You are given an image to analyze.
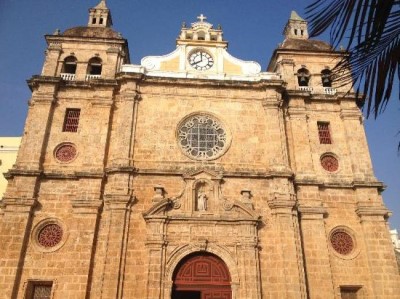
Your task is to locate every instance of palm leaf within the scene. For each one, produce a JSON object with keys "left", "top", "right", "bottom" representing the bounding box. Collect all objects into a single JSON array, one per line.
[{"left": 306, "top": 0, "right": 400, "bottom": 118}]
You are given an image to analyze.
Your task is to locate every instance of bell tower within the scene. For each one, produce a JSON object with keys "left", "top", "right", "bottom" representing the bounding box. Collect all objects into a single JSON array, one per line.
[
  {"left": 283, "top": 10, "right": 309, "bottom": 39},
  {"left": 88, "top": 0, "right": 112, "bottom": 27}
]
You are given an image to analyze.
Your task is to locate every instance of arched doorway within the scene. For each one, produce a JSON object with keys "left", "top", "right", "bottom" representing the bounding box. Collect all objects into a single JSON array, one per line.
[{"left": 172, "top": 253, "right": 232, "bottom": 299}]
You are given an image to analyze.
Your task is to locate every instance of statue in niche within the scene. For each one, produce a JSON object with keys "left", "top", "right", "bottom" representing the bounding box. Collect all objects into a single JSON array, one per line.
[{"left": 197, "top": 191, "right": 208, "bottom": 211}]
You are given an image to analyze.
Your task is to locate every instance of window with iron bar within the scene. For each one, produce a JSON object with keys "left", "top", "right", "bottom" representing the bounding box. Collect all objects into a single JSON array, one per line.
[
  {"left": 317, "top": 122, "right": 332, "bottom": 144},
  {"left": 26, "top": 281, "right": 53, "bottom": 299},
  {"left": 63, "top": 109, "right": 80, "bottom": 132}
]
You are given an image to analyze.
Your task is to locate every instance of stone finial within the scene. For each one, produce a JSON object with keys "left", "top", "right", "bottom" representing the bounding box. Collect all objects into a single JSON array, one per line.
[
  {"left": 152, "top": 185, "right": 165, "bottom": 202},
  {"left": 53, "top": 29, "right": 61, "bottom": 35}
]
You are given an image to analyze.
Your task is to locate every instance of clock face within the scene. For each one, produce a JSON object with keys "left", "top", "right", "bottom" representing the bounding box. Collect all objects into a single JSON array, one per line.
[{"left": 189, "top": 50, "right": 214, "bottom": 71}]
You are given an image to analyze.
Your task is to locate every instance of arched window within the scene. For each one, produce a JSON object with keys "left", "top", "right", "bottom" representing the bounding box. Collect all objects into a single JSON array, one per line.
[
  {"left": 297, "top": 68, "right": 310, "bottom": 86},
  {"left": 321, "top": 69, "right": 332, "bottom": 87},
  {"left": 87, "top": 57, "right": 102, "bottom": 75},
  {"left": 62, "top": 56, "right": 77, "bottom": 74}
]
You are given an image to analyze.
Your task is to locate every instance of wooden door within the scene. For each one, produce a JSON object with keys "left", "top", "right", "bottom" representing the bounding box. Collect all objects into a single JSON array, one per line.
[{"left": 172, "top": 254, "right": 232, "bottom": 299}]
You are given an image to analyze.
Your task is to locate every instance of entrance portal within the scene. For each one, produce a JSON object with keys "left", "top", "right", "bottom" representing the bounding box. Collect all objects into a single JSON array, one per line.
[{"left": 172, "top": 253, "right": 232, "bottom": 299}]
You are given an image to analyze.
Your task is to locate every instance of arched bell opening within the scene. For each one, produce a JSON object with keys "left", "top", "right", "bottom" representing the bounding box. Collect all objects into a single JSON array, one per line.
[{"left": 172, "top": 252, "right": 232, "bottom": 299}]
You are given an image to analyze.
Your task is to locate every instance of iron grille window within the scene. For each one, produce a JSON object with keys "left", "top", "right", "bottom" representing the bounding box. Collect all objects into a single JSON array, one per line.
[
  {"left": 27, "top": 281, "right": 52, "bottom": 299},
  {"left": 317, "top": 122, "right": 332, "bottom": 144},
  {"left": 63, "top": 109, "right": 80, "bottom": 132}
]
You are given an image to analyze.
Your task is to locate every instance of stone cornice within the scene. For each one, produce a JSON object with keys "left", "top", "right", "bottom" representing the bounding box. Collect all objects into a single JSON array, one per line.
[
  {"left": 117, "top": 72, "right": 285, "bottom": 90},
  {"left": 28, "top": 75, "right": 119, "bottom": 91},
  {"left": 294, "top": 178, "right": 384, "bottom": 189},
  {"left": 134, "top": 168, "right": 293, "bottom": 179},
  {"left": 45, "top": 34, "right": 128, "bottom": 45}
]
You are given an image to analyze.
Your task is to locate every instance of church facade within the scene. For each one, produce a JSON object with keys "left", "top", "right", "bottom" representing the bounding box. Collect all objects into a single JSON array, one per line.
[{"left": 1, "top": 1, "right": 399, "bottom": 298}]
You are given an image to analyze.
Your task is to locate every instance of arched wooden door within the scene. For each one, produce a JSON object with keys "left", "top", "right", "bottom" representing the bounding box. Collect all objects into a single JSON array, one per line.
[{"left": 172, "top": 253, "right": 232, "bottom": 299}]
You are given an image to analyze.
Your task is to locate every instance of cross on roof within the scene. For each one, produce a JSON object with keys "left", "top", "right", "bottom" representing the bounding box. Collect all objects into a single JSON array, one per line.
[{"left": 197, "top": 14, "right": 207, "bottom": 22}]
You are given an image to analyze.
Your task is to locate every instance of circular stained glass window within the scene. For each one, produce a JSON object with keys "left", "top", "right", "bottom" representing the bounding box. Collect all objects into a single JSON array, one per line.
[
  {"left": 55, "top": 143, "right": 77, "bottom": 163},
  {"left": 37, "top": 224, "right": 63, "bottom": 248},
  {"left": 321, "top": 154, "right": 339, "bottom": 172},
  {"left": 330, "top": 230, "right": 354, "bottom": 255},
  {"left": 178, "top": 114, "right": 228, "bottom": 160}
]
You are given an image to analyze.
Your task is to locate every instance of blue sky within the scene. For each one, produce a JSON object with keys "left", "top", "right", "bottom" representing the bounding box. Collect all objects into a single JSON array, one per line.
[{"left": 0, "top": 0, "right": 399, "bottom": 230}]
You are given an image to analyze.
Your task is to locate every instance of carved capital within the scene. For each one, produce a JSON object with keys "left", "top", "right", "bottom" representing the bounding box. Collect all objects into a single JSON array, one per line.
[
  {"left": 2, "top": 197, "right": 37, "bottom": 214},
  {"left": 267, "top": 192, "right": 296, "bottom": 214},
  {"left": 71, "top": 199, "right": 103, "bottom": 215},
  {"left": 104, "top": 194, "right": 134, "bottom": 211},
  {"left": 356, "top": 203, "right": 391, "bottom": 221},
  {"left": 297, "top": 205, "right": 327, "bottom": 220}
]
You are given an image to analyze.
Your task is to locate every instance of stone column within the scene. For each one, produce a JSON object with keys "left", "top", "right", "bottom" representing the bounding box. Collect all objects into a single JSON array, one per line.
[
  {"left": 0, "top": 198, "right": 36, "bottom": 299},
  {"left": 266, "top": 193, "right": 307, "bottom": 299},
  {"left": 100, "top": 194, "right": 133, "bottom": 299},
  {"left": 356, "top": 204, "right": 400, "bottom": 298},
  {"left": 298, "top": 205, "right": 335, "bottom": 299}
]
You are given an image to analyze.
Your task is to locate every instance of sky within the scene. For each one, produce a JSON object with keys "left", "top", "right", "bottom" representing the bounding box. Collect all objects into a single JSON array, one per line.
[{"left": 0, "top": 0, "right": 399, "bottom": 230}]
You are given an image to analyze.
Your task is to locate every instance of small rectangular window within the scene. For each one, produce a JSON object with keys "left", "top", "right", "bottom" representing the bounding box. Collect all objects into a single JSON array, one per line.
[
  {"left": 26, "top": 281, "right": 53, "bottom": 299},
  {"left": 317, "top": 121, "right": 332, "bottom": 144},
  {"left": 99, "top": 18, "right": 103, "bottom": 24},
  {"left": 340, "top": 286, "right": 360, "bottom": 299},
  {"left": 63, "top": 109, "right": 80, "bottom": 132}
]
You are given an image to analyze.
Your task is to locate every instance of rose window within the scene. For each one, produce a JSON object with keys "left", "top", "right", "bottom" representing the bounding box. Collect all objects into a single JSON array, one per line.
[
  {"left": 321, "top": 154, "right": 338, "bottom": 172},
  {"left": 55, "top": 143, "right": 77, "bottom": 162},
  {"left": 330, "top": 230, "right": 354, "bottom": 255},
  {"left": 37, "top": 224, "right": 63, "bottom": 248},
  {"left": 178, "top": 114, "right": 228, "bottom": 160}
]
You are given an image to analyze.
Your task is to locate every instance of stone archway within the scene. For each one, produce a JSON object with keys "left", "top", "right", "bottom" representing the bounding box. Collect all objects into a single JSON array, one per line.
[{"left": 172, "top": 253, "right": 232, "bottom": 299}]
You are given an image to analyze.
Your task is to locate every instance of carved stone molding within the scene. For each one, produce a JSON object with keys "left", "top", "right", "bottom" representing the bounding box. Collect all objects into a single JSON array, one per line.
[
  {"left": 297, "top": 205, "right": 327, "bottom": 220},
  {"left": 267, "top": 192, "right": 296, "bottom": 214},
  {"left": 356, "top": 203, "right": 391, "bottom": 221},
  {"left": 2, "top": 197, "right": 37, "bottom": 214},
  {"left": 104, "top": 194, "right": 134, "bottom": 211},
  {"left": 71, "top": 199, "right": 103, "bottom": 215}
]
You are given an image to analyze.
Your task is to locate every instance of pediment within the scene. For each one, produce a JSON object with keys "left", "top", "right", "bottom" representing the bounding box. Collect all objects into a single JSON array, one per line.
[{"left": 183, "top": 168, "right": 222, "bottom": 180}]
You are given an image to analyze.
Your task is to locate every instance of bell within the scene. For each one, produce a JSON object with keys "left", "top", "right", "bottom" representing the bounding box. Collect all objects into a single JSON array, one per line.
[
  {"left": 322, "top": 76, "right": 331, "bottom": 87},
  {"left": 300, "top": 76, "right": 307, "bottom": 83}
]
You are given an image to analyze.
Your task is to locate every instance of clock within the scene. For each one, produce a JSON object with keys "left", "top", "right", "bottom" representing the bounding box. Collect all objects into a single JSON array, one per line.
[{"left": 189, "top": 50, "right": 214, "bottom": 71}]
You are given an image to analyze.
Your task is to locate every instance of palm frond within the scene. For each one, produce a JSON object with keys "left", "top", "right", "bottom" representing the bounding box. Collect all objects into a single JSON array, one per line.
[{"left": 306, "top": 0, "right": 400, "bottom": 118}]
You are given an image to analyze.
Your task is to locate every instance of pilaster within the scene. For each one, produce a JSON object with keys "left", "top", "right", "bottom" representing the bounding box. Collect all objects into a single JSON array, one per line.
[
  {"left": 265, "top": 193, "right": 307, "bottom": 299},
  {"left": 100, "top": 194, "right": 134, "bottom": 299},
  {"left": 286, "top": 101, "right": 316, "bottom": 180},
  {"left": 0, "top": 198, "right": 36, "bottom": 299},
  {"left": 298, "top": 205, "right": 335, "bottom": 299},
  {"left": 356, "top": 204, "right": 400, "bottom": 298},
  {"left": 262, "top": 95, "right": 290, "bottom": 171},
  {"left": 340, "top": 107, "right": 375, "bottom": 182}
]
